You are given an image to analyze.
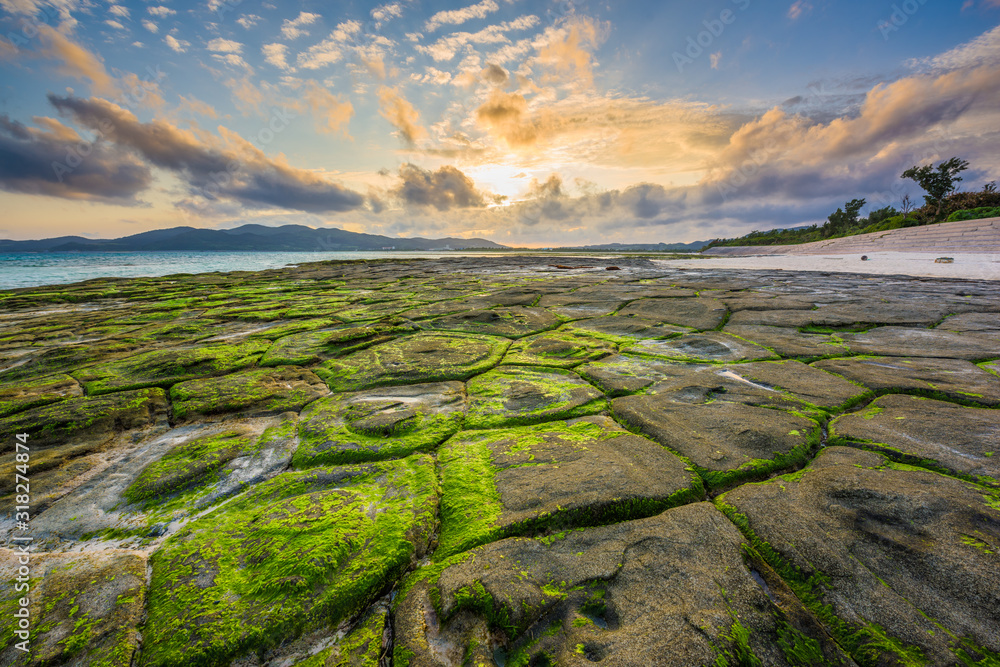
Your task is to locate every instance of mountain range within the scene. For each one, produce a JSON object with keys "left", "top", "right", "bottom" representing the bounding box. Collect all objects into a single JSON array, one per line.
[{"left": 0, "top": 224, "right": 506, "bottom": 252}]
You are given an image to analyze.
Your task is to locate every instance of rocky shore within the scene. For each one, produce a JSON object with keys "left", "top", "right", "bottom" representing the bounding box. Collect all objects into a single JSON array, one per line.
[{"left": 1, "top": 255, "right": 998, "bottom": 666}]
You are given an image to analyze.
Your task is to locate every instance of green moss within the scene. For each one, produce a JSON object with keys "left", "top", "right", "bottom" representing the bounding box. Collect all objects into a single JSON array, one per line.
[
  {"left": 169, "top": 367, "right": 323, "bottom": 421},
  {"left": 465, "top": 366, "right": 607, "bottom": 430},
  {"left": 141, "top": 455, "right": 438, "bottom": 667}
]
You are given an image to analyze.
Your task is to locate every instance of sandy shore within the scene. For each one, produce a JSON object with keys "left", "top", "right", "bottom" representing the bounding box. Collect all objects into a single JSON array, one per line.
[{"left": 657, "top": 251, "right": 1000, "bottom": 281}]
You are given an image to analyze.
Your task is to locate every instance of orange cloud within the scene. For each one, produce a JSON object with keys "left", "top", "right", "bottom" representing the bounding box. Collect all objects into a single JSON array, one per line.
[
  {"left": 300, "top": 81, "right": 354, "bottom": 136},
  {"left": 536, "top": 17, "right": 604, "bottom": 88},
  {"left": 378, "top": 86, "right": 427, "bottom": 146},
  {"left": 37, "top": 25, "right": 116, "bottom": 96}
]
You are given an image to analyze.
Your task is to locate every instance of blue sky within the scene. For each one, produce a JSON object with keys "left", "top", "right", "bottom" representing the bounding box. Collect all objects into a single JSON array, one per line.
[{"left": 1, "top": 0, "right": 999, "bottom": 245}]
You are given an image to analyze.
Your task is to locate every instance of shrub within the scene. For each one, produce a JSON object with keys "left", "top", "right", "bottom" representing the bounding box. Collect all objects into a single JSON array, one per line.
[{"left": 946, "top": 206, "right": 1000, "bottom": 222}]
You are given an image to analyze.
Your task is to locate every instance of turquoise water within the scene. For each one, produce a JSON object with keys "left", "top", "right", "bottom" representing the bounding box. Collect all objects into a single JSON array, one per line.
[{"left": 0, "top": 251, "right": 491, "bottom": 289}]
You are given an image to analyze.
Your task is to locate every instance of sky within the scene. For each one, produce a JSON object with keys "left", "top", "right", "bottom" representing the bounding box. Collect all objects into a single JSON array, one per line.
[{"left": 1, "top": 0, "right": 999, "bottom": 247}]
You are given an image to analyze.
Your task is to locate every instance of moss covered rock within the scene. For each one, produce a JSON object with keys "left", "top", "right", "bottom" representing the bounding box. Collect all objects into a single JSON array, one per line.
[
  {"left": 0, "top": 373, "right": 82, "bottom": 417},
  {"left": 141, "top": 454, "right": 439, "bottom": 666},
  {"left": 501, "top": 330, "right": 616, "bottom": 369},
  {"left": 394, "top": 503, "right": 854, "bottom": 666},
  {"left": 295, "top": 382, "right": 466, "bottom": 466},
  {"left": 719, "top": 447, "right": 1000, "bottom": 667},
  {"left": 434, "top": 416, "right": 703, "bottom": 559},
  {"left": 616, "top": 296, "right": 728, "bottom": 331},
  {"left": 72, "top": 340, "right": 271, "bottom": 395},
  {"left": 562, "top": 315, "right": 691, "bottom": 344},
  {"left": 628, "top": 331, "right": 779, "bottom": 363},
  {"left": 317, "top": 333, "right": 509, "bottom": 392},
  {"left": 169, "top": 366, "right": 327, "bottom": 421},
  {"left": 426, "top": 306, "right": 561, "bottom": 338},
  {"left": 261, "top": 322, "right": 414, "bottom": 367},
  {"left": 724, "top": 323, "right": 849, "bottom": 359},
  {"left": 812, "top": 356, "right": 1000, "bottom": 405},
  {"left": 466, "top": 366, "right": 606, "bottom": 429}
]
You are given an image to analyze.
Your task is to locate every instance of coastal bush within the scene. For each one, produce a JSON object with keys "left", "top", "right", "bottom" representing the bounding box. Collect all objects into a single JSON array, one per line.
[{"left": 946, "top": 206, "right": 1000, "bottom": 222}]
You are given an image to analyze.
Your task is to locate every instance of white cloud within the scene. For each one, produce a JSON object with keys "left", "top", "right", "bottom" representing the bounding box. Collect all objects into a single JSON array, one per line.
[
  {"left": 237, "top": 14, "right": 262, "bottom": 29},
  {"left": 131, "top": 40, "right": 143, "bottom": 47},
  {"left": 142, "top": 19, "right": 158, "bottom": 33},
  {"left": 105, "top": 19, "right": 125, "bottom": 29},
  {"left": 710, "top": 51, "right": 722, "bottom": 69},
  {"left": 281, "top": 11, "right": 321, "bottom": 40},
  {"left": 417, "top": 15, "right": 540, "bottom": 61},
  {"left": 147, "top": 6, "right": 175, "bottom": 17},
  {"left": 906, "top": 24, "right": 1000, "bottom": 72},
  {"left": 212, "top": 53, "right": 251, "bottom": 70},
  {"left": 109, "top": 4, "right": 129, "bottom": 18},
  {"left": 262, "top": 42, "right": 289, "bottom": 69},
  {"left": 164, "top": 34, "right": 189, "bottom": 52},
  {"left": 787, "top": 1, "right": 812, "bottom": 20},
  {"left": 371, "top": 2, "right": 404, "bottom": 23},
  {"left": 207, "top": 37, "right": 243, "bottom": 53},
  {"left": 296, "top": 20, "right": 362, "bottom": 69},
  {"left": 425, "top": 0, "right": 499, "bottom": 32}
]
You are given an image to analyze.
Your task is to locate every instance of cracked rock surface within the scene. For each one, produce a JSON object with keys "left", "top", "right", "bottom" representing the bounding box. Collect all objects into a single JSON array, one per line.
[{"left": 1, "top": 255, "right": 998, "bottom": 666}]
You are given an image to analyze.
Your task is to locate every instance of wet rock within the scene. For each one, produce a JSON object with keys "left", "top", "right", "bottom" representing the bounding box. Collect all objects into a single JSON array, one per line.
[
  {"left": 629, "top": 331, "right": 779, "bottom": 363},
  {"left": 563, "top": 315, "right": 691, "bottom": 343},
  {"left": 501, "top": 330, "right": 616, "bottom": 368},
  {"left": 724, "top": 323, "right": 849, "bottom": 358},
  {"left": 576, "top": 354, "right": 710, "bottom": 396},
  {"left": 296, "top": 382, "right": 466, "bottom": 466},
  {"left": 812, "top": 356, "right": 1000, "bottom": 406},
  {"left": 0, "top": 549, "right": 147, "bottom": 666},
  {"left": 830, "top": 394, "right": 999, "bottom": 486},
  {"left": 710, "top": 359, "right": 871, "bottom": 411},
  {"left": 613, "top": 392, "right": 819, "bottom": 489},
  {"left": 839, "top": 326, "right": 1000, "bottom": 360},
  {"left": 394, "top": 503, "right": 855, "bottom": 667},
  {"left": 0, "top": 373, "right": 82, "bottom": 417},
  {"left": 616, "top": 297, "right": 728, "bottom": 330},
  {"left": 719, "top": 447, "right": 1000, "bottom": 667},
  {"left": 260, "top": 322, "right": 411, "bottom": 367},
  {"left": 535, "top": 294, "right": 625, "bottom": 319},
  {"left": 466, "top": 366, "right": 606, "bottom": 429},
  {"left": 426, "top": 306, "right": 561, "bottom": 338},
  {"left": 937, "top": 312, "right": 1000, "bottom": 333},
  {"left": 317, "top": 333, "right": 509, "bottom": 392},
  {"left": 72, "top": 339, "right": 271, "bottom": 395},
  {"left": 170, "top": 366, "right": 328, "bottom": 421},
  {"left": 141, "top": 455, "right": 438, "bottom": 666},
  {"left": 434, "top": 416, "right": 703, "bottom": 558},
  {"left": 728, "top": 302, "right": 956, "bottom": 328}
]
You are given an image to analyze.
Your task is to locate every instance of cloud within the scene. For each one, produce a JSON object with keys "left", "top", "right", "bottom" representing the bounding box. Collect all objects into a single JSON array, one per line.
[
  {"left": 360, "top": 53, "right": 386, "bottom": 79},
  {"left": 262, "top": 43, "right": 289, "bottom": 69},
  {"left": 299, "top": 80, "right": 353, "bottom": 135},
  {"left": 296, "top": 20, "right": 361, "bottom": 69},
  {"left": 424, "top": 0, "right": 499, "bottom": 32},
  {"left": 475, "top": 89, "right": 547, "bottom": 148},
  {"left": 281, "top": 11, "right": 321, "bottom": 40},
  {"left": 536, "top": 16, "right": 604, "bottom": 87},
  {"left": 906, "top": 23, "right": 1000, "bottom": 72},
  {"left": 482, "top": 62, "right": 508, "bottom": 85},
  {"left": 0, "top": 114, "right": 152, "bottom": 202},
  {"left": 47, "top": 93, "right": 366, "bottom": 212},
  {"left": 207, "top": 38, "right": 243, "bottom": 54},
  {"left": 710, "top": 51, "right": 722, "bottom": 69},
  {"left": 392, "top": 163, "right": 489, "bottom": 210},
  {"left": 164, "top": 34, "right": 189, "bottom": 52},
  {"left": 142, "top": 19, "right": 158, "bottom": 33},
  {"left": 371, "top": 2, "right": 404, "bottom": 24},
  {"left": 378, "top": 86, "right": 427, "bottom": 146},
  {"left": 177, "top": 95, "right": 218, "bottom": 118},
  {"left": 417, "top": 15, "right": 540, "bottom": 61},
  {"left": 108, "top": 4, "right": 129, "bottom": 18},
  {"left": 787, "top": 1, "right": 812, "bottom": 20},
  {"left": 105, "top": 20, "right": 126, "bottom": 30},
  {"left": 37, "top": 25, "right": 116, "bottom": 96},
  {"left": 148, "top": 5, "right": 175, "bottom": 16},
  {"left": 237, "top": 14, "right": 262, "bottom": 29}
]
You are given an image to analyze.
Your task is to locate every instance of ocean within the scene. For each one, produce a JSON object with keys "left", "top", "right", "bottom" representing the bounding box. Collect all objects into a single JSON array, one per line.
[{"left": 0, "top": 251, "right": 496, "bottom": 290}]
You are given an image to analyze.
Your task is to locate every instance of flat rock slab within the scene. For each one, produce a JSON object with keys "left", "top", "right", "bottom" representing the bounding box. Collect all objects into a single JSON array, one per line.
[
  {"left": 937, "top": 312, "right": 1000, "bottom": 333},
  {"left": 728, "top": 302, "right": 956, "bottom": 328},
  {"left": 629, "top": 331, "right": 779, "bottom": 363},
  {"left": 142, "top": 455, "right": 438, "bottom": 666},
  {"left": 0, "top": 549, "right": 147, "bottom": 666},
  {"left": 831, "top": 394, "right": 1000, "bottom": 486},
  {"left": 613, "top": 393, "right": 819, "bottom": 489},
  {"left": 577, "top": 354, "right": 710, "bottom": 396},
  {"left": 616, "top": 297, "right": 728, "bottom": 330},
  {"left": 0, "top": 387, "right": 168, "bottom": 451},
  {"left": 466, "top": 366, "right": 606, "bottom": 429},
  {"left": 719, "top": 447, "right": 1000, "bottom": 667},
  {"left": 426, "top": 306, "right": 561, "bottom": 338},
  {"left": 0, "top": 373, "right": 82, "bottom": 417},
  {"left": 713, "top": 360, "right": 870, "bottom": 411},
  {"left": 317, "top": 332, "right": 509, "bottom": 392},
  {"left": 725, "top": 323, "right": 849, "bottom": 358},
  {"left": 169, "top": 366, "right": 327, "bottom": 421},
  {"left": 535, "top": 295, "right": 626, "bottom": 319},
  {"left": 434, "top": 417, "right": 703, "bottom": 558},
  {"left": 260, "top": 322, "right": 412, "bottom": 366},
  {"left": 812, "top": 356, "right": 1000, "bottom": 405},
  {"left": 839, "top": 326, "right": 999, "bottom": 360},
  {"left": 395, "top": 502, "right": 854, "bottom": 667},
  {"left": 501, "top": 330, "right": 616, "bottom": 368},
  {"left": 72, "top": 339, "right": 271, "bottom": 395},
  {"left": 563, "top": 315, "right": 691, "bottom": 343},
  {"left": 295, "top": 381, "right": 466, "bottom": 466}
]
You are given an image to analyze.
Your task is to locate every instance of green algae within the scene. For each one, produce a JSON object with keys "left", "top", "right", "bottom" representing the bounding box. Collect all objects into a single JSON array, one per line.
[
  {"left": 73, "top": 340, "right": 271, "bottom": 395},
  {"left": 169, "top": 367, "right": 326, "bottom": 421},
  {"left": 141, "top": 454, "right": 438, "bottom": 667},
  {"left": 465, "top": 366, "right": 607, "bottom": 429},
  {"left": 500, "top": 330, "right": 616, "bottom": 369}
]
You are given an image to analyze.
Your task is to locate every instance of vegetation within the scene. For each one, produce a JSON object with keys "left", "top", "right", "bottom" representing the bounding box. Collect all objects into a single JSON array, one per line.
[{"left": 706, "top": 157, "right": 999, "bottom": 249}]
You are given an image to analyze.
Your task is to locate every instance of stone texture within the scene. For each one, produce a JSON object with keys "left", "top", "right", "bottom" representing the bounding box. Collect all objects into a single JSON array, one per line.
[
  {"left": 629, "top": 331, "right": 779, "bottom": 362},
  {"left": 812, "top": 356, "right": 1000, "bottom": 405}
]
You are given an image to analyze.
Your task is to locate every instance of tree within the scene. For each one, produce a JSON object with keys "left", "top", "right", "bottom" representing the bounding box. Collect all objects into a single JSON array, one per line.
[
  {"left": 901, "top": 157, "right": 969, "bottom": 219},
  {"left": 899, "top": 193, "right": 913, "bottom": 220},
  {"left": 825, "top": 198, "right": 866, "bottom": 236}
]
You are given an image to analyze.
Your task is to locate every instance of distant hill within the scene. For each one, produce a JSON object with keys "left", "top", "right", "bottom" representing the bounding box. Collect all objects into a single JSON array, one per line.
[
  {"left": 550, "top": 241, "right": 711, "bottom": 252},
  {"left": 0, "top": 224, "right": 506, "bottom": 252}
]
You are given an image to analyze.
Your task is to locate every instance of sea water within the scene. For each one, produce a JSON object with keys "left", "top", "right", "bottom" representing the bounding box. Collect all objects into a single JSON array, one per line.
[{"left": 0, "top": 251, "right": 494, "bottom": 289}]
